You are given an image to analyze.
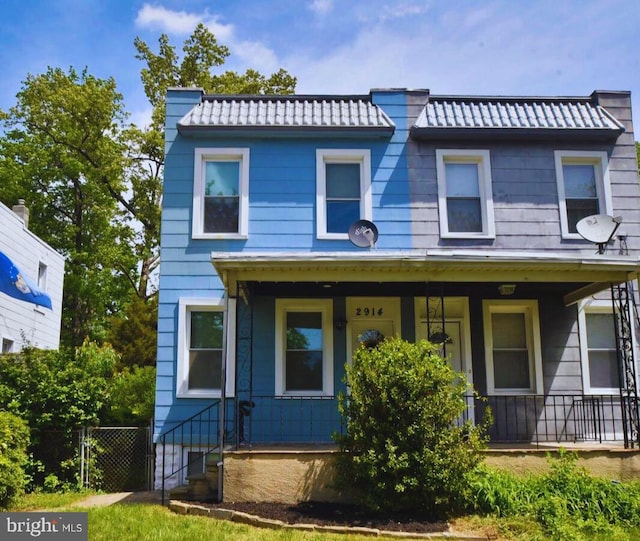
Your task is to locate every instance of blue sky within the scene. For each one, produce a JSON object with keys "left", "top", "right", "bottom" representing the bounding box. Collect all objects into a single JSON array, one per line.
[{"left": 0, "top": 0, "right": 638, "bottom": 130}]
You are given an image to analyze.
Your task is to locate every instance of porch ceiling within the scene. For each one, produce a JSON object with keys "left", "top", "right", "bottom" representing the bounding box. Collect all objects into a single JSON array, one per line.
[{"left": 212, "top": 250, "right": 639, "bottom": 303}]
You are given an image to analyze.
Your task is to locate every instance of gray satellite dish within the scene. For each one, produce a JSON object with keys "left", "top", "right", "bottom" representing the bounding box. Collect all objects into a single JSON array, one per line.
[
  {"left": 348, "top": 220, "right": 378, "bottom": 248},
  {"left": 575, "top": 214, "right": 622, "bottom": 254}
]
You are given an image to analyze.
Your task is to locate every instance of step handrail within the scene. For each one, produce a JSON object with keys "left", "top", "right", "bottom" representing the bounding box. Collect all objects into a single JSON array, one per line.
[{"left": 159, "top": 400, "right": 221, "bottom": 504}]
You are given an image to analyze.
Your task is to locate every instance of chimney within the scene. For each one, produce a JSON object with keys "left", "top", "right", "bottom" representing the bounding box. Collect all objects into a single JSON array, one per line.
[{"left": 12, "top": 199, "right": 29, "bottom": 229}]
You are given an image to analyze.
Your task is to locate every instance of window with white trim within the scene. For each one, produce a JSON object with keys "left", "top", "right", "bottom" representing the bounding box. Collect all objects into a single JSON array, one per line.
[
  {"left": 192, "top": 148, "right": 249, "bottom": 239},
  {"left": 176, "top": 298, "right": 236, "bottom": 398},
  {"left": 554, "top": 151, "right": 612, "bottom": 238},
  {"left": 436, "top": 149, "right": 495, "bottom": 238},
  {"left": 2, "top": 338, "right": 14, "bottom": 354},
  {"left": 275, "top": 299, "right": 334, "bottom": 396},
  {"left": 578, "top": 301, "right": 620, "bottom": 393},
  {"left": 38, "top": 262, "right": 47, "bottom": 290},
  {"left": 483, "top": 300, "right": 543, "bottom": 394},
  {"left": 316, "top": 149, "right": 372, "bottom": 239}
]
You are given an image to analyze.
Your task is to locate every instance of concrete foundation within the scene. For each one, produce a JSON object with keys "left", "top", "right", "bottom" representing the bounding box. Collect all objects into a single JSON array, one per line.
[{"left": 222, "top": 445, "right": 640, "bottom": 503}]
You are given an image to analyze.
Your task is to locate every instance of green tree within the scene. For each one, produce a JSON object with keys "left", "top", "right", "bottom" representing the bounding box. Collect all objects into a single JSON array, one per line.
[
  {"left": 334, "top": 337, "right": 490, "bottom": 518},
  {"left": 134, "top": 23, "right": 297, "bottom": 131},
  {"left": 0, "top": 342, "right": 116, "bottom": 485},
  {"left": 0, "top": 67, "right": 135, "bottom": 347},
  {"left": 108, "top": 294, "right": 157, "bottom": 368},
  {"left": 103, "top": 365, "right": 156, "bottom": 426},
  {"left": 0, "top": 412, "right": 29, "bottom": 509}
]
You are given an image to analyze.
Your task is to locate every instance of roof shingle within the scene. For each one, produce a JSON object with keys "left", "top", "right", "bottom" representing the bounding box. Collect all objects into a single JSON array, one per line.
[
  {"left": 178, "top": 95, "right": 395, "bottom": 134},
  {"left": 413, "top": 96, "right": 625, "bottom": 135}
]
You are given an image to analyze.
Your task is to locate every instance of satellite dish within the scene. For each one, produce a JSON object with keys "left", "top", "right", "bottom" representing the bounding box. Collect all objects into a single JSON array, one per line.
[
  {"left": 575, "top": 214, "right": 622, "bottom": 254},
  {"left": 348, "top": 220, "right": 378, "bottom": 248}
]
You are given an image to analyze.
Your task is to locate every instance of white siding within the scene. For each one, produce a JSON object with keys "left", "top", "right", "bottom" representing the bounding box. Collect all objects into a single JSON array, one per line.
[{"left": 0, "top": 202, "right": 64, "bottom": 350}]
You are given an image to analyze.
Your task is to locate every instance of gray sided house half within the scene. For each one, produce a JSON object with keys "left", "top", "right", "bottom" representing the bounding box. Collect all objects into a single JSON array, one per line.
[{"left": 155, "top": 88, "right": 640, "bottom": 494}]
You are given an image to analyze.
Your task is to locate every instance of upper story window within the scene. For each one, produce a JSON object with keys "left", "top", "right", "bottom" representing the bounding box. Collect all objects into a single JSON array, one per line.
[
  {"left": 275, "top": 299, "right": 334, "bottom": 396},
  {"left": 316, "top": 149, "right": 372, "bottom": 239},
  {"left": 554, "top": 151, "right": 612, "bottom": 239},
  {"left": 436, "top": 149, "right": 495, "bottom": 238},
  {"left": 192, "top": 148, "right": 249, "bottom": 239},
  {"left": 483, "top": 300, "right": 543, "bottom": 395},
  {"left": 38, "top": 262, "right": 47, "bottom": 290}
]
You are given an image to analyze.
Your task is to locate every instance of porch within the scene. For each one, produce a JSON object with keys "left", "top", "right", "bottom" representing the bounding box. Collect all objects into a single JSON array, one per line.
[{"left": 158, "top": 391, "right": 639, "bottom": 503}]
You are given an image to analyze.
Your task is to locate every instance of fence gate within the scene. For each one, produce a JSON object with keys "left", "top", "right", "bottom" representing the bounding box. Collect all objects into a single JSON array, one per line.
[{"left": 80, "top": 427, "right": 153, "bottom": 492}]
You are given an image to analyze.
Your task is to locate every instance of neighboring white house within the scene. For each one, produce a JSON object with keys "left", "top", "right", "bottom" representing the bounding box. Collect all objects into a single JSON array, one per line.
[{"left": 0, "top": 200, "right": 64, "bottom": 351}]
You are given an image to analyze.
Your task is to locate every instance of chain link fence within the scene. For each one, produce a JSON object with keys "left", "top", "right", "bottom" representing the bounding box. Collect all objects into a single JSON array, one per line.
[{"left": 80, "top": 427, "right": 153, "bottom": 492}]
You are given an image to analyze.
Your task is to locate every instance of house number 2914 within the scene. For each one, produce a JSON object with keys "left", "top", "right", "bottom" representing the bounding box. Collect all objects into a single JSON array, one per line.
[{"left": 355, "top": 307, "right": 384, "bottom": 316}]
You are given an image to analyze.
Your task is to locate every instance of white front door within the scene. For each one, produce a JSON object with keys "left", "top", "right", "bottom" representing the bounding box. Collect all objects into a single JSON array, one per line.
[{"left": 346, "top": 297, "right": 401, "bottom": 361}]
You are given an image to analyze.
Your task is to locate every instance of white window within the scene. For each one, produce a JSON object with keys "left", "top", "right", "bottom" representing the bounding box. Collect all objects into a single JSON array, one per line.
[
  {"left": 192, "top": 148, "right": 249, "bottom": 239},
  {"left": 38, "top": 262, "right": 47, "bottom": 290},
  {"left": 176, "top": 298, "right": 236, "bottom": 398},
  {"left": 436, "top": 149, "right": 495, "bottom": 238},
  {"left": 578, "top": 301, "right": 620, "bottom": 394},
  {"left": 483, "top": 300, "right": 543, "bottom": 395},
  {"left": 2, "top": 338, "right": 14, "bottom": 354},
  {"left": 554, "top": 151, "right": 612, "bottom": 238},
  {"left": 275, "top": 299, "right": 334, "bottom": 396},
  {"left": 316, "top": 149, "right": 372, "bottom": 239}
]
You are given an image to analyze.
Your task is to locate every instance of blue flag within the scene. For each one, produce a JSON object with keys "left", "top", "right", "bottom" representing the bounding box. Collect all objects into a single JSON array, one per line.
[{"left": 0, "top": 250, "right": 52, "bottom": 309}]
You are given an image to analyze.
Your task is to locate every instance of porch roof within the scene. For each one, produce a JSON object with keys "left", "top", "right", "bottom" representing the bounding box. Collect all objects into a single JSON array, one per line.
[{"left": 211, "top": 249, "right": 640, "bottom": 304}]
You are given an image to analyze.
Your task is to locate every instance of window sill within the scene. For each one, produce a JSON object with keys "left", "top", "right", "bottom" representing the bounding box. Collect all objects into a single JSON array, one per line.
[
  {"left": 441, "top": 233, "right": 495, "bottom": 240},
  {"left": 192, "top": 233, "right": 248, "bottom": 240},
  {"left": 317, "top": 233, "right": 350, "bottom": 240},
  {"left": 275, "top": 393, "right": 335, "bottom": 399},
  {"left": 177, "top": 390, "right": 236, "bottom": 399}
]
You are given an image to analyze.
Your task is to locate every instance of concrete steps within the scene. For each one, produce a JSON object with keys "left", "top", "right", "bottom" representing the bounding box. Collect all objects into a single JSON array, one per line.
[{"left": 169, "top": 453, "right": 220, "bottom": 502}]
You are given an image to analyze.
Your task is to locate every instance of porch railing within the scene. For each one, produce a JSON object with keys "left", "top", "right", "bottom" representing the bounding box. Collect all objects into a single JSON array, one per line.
[
  {"left": 466, "top": 394, "right": 627, "bottom": 446},
  {"left": 235, "top": 393, "right": 630, "bottom": 448},
  {"left": 159, "top": 400, "right": 221, "bottom": 504}
]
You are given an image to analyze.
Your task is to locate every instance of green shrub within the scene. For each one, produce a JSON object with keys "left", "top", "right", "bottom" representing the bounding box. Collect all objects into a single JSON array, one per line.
[
  {"left": 0, "top": 340, "right": 116, "bottom": 487},
  {"left": 334, "top": 337, "right": 490, "bottom": 518},
  {"left": 469, "top": 450, "right": 640, "bottom": 540},
  {"left": 0, "top": 411, "right": 29, "bottom": 509}
]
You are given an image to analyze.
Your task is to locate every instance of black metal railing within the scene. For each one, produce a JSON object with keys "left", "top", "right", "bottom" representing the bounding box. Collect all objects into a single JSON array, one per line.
[
  {"left": 465, "top": 394, "right": 626, "bottom": 446},
  {"left": 235, "top": 393, "right": 629, "bottom": 448},
  {"left": 239, "top": 394, "right": 340, "bottom": 446},
  {"left": 159, "top": 400, "right": 221, "bottom": 504}
]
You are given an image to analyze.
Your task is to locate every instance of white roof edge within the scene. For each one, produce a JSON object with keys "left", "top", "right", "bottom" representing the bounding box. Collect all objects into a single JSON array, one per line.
[
  {"left": 0, "top": 202, "right": 66, "bottom": 262},
  {"left": 210, "top": 249, "right": 640, "bottom": 267}
]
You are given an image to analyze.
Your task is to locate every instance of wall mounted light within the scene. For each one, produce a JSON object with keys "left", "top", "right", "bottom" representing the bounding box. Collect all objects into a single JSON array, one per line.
[
  {"left": 498, "top": 284, "right": 517, "bottom": 296},
  {"left": 334, "top": 318, "right": 347, "bottom": 331}
]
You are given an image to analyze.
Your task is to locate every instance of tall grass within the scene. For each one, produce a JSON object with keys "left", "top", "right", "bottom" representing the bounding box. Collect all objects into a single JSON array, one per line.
[{"left": 467, "top": 449, "right": 640, "bottom": 540}]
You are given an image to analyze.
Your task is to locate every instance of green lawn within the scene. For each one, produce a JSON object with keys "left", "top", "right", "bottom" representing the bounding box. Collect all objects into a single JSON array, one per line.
[{"left": 11, "top": 492, "right": 640, "bottom": 540}]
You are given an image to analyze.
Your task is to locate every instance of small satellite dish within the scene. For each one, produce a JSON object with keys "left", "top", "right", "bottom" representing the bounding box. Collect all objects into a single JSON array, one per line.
[
  {"left": 575, "top": 214, "right": 622, "bottom": 254},
  {"left": 348, "top": 220, "right": 378, "bottom": 248}
]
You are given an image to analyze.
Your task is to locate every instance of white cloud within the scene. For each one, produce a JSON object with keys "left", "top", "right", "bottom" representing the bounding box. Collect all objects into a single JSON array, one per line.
[
  {"left": 134, "top": 4, "right": 275, "bottom": 72},
  {"left": 309, "top": 0, "right": 334, "bottom": 16},
  {"left": 135, "top": 4, "right": 204, "bottom": 34},
  {"left": 232, "top": 40, "right": 280, "bottom": 73}
]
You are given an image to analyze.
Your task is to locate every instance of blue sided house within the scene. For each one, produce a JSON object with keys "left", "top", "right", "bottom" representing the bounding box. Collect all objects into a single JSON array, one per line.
[{"left": 155, "top": 87, "right": 640, "bottom": 502}]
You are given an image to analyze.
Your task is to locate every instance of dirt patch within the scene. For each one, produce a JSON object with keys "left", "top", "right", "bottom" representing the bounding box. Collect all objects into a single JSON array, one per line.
[{"left": 204, "top": 500, "right": 449, "bottom": 534}]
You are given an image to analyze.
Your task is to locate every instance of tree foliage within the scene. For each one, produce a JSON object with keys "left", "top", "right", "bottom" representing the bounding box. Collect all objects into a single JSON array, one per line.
[
  {"left": 334, "top": 337, "right": 490, "bottom": 518},
  {"left": 0, "top": 412, "right": 29, "bottom": 509},
  {"left": 134, "top": 23, "right": 296, "bottom": 130},
  {"left": 0, "top": 67, "right": 135, "bottom": 347},
  {"left": 0, "top": 342, "right": 116, "bottom": 485}
]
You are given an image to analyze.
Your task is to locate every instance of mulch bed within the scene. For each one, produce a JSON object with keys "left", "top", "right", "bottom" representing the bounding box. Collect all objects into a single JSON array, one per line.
[{"left": 204, "top": 500, "right": 449, "bottom": 534}]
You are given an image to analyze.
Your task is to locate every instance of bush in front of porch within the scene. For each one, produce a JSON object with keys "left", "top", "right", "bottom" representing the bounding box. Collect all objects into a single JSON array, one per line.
[{"left": 334, "top": 337, "right": 490, "bottom": 519}]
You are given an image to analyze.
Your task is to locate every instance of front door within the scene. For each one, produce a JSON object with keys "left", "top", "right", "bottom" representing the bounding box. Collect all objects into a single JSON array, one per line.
[{"left": 346, "top": 297, "right": 401, "bottom": 362}]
